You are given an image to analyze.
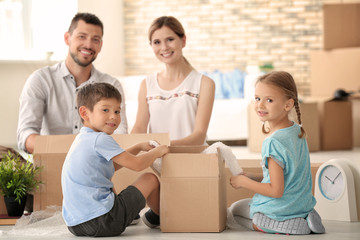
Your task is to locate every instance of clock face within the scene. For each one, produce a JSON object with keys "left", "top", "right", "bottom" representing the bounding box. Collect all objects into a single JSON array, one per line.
[{"left": 319, "top": 165, "right": 344, "bottom": 200}]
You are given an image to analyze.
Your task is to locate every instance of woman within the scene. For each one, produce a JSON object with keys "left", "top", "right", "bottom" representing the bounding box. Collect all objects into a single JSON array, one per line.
[{"left": 131, "top": 16, "right": 215, "bottom": 145}]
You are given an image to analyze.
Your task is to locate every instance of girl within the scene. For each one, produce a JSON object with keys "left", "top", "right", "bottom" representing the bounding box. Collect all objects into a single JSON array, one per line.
[
  {"left": 131, "top": 16, "right": 215, "bottom": 146},
  {"left": 228, "top": 71, "right": 325, "bottom": 234}
]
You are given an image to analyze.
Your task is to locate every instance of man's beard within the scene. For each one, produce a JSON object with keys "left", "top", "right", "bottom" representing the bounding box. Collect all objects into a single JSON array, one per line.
[{"left": 70, "top": 51, "right": 96, "bottom": 67}]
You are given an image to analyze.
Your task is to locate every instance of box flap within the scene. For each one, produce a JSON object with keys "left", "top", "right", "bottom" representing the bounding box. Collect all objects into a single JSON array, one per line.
[
  {"left": 33, "top": 133, "right": 170, "bottom": 155},
  {"left": 34, "top": 134, "right": 76, "bottom": 155},
  {"left": 112, "top": 133, "right": 170, "bottom": 148},
  {"left": 168, "top": 145, "right": 207, "bottom": 153}
]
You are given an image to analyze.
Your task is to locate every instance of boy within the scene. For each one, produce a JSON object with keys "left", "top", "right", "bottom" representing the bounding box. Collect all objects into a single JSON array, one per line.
[{"left": 61, "top": 82, "right": 168, "bottom": 237}]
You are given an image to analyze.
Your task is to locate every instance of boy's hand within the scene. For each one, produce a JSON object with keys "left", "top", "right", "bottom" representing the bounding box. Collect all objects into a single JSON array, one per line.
[
  {"left": 155, "top": 145, "right": 169, "bottom": 157},
  {"left": 138, "top": 141, "right": 155, "bottom": 152},
  {"left": 139, "top": 140, "right": 162, "bottom": 152}
]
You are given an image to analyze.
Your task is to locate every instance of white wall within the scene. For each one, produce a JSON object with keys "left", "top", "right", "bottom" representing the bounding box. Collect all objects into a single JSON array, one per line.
[
  {"left": 0, "top": 0, "right": 125, "bottom": 148},
  {"left": 0, "top": 61, "right": 53, "bottom": 148},
  {"left": 78, "top": 0, "right": 125, "bottom": 77}
]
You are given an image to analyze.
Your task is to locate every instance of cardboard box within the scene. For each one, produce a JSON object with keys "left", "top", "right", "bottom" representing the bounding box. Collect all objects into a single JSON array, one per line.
[
  {"left": 225, "top": 160, "right": 322, "bottom": 207},
  {"left": 310, "top": 48, "right": 360, "bottom": 97},
  {"left": 225, "top": 160, "right": 261, "bottom": 206},
  {"left": 33, "top": 133, "right": 170, "bottom": 211},
  {"left": 323, "top": 3, "right": 360, "bottom": 50},
  {"left": 160, "top": 146, "right": 226, "bottom": 233},
  {"left": 316, "top": 99, "right": 353, "bottom": 150},
  {"left": 247, "top": 102, "right": 265, "bottom": 152},
  {"left": 351, "top": 96, "right": 360, "bottom": 147},
  {"left": 0, "top": 199, "right": 5, "bottom": 215},
  {"left": 247, "top": 101, "right": 320, "bottom": 152}
]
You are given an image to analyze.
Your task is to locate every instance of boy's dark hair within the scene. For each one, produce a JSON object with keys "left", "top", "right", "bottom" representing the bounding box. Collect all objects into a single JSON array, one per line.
[
  {"left": 77, "top": 82, "right": 122, "bottom": 114},
  {"left": 68, "top": 12, "right": 104, "bottom": 36}
]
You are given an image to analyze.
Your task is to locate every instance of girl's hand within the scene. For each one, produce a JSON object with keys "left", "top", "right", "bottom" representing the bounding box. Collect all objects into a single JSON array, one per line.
[{"left": 230, "top": 174, "right": 247, "bottom": 189}]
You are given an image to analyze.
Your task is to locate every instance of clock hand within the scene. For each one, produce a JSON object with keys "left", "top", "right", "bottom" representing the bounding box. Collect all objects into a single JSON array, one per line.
[
  {"left": 325, "top": 175, "right": 334, "bottom": 184},
  {"left": 333, "top": 172, "right": 341, "bottom": 182}
]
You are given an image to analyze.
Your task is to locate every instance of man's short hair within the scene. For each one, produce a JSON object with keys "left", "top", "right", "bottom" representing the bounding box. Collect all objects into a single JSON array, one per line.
[
  {"left": 77, "top": 82, "right": 122, "bottom": 112},
  {"left": 68, "top": 12, "right": 104, "bottom": 36}
]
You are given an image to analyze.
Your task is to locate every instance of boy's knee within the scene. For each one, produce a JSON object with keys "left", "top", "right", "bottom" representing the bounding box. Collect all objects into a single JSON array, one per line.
[
  {"left": 137, "top": 172, "right": 159, "bottom": 189},
  {"left": 142, "top": 172, "right": 159, "bottom": 186},
  {"left": 132, "top": 172, "right": 160, "bottom": 198}
]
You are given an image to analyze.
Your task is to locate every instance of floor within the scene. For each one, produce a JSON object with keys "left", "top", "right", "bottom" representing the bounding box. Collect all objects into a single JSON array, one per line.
[
  {"left": 0, "top": 147, "right": 359, "bottom": 240},
  {"left": 1, "top": 216, "right": 360, "bottom": 240}
]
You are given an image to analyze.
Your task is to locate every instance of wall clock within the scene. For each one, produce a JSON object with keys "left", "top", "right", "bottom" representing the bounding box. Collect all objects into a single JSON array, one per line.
[{"left": 314, "top": 158, "right": 358, "bottom": 222}]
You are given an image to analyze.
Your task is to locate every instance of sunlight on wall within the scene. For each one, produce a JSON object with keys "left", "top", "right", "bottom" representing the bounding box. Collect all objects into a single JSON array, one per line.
[{"left": 0, "top": 0, "right": 77, "bottom": 61}]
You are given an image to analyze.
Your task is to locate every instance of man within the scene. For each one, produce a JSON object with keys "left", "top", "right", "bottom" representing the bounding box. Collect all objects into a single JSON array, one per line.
[{"left": 17, "top": 13, "right": 128, "bottom": 153}]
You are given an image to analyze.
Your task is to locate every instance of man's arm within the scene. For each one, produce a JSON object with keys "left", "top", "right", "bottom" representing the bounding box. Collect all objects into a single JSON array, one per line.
[
  {"left": 24, "top": 134, "right": 39, "bottom": 154},
  {"left": 17, "top": 71, "right": 46, "bottom": 153}
]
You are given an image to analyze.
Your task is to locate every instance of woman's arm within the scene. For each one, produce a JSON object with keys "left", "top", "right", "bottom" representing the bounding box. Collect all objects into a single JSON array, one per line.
[
  {"left": 171, "top": 75, "right": 215, "bottom": 145},
  {"left": 131, "top": 79, "right": 150, "bottom": 133},
  {"left": 230, "top": 157, "right": 284, "bottom": 198}
]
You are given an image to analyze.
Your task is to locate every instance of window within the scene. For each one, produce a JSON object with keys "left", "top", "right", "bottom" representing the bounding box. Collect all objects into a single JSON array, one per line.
[{"left": 0, "top": 0, "right": 77, "bottom": 60}]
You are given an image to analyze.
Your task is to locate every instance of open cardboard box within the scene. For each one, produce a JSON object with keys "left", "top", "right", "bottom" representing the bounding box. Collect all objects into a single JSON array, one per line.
[
  {"left": 32, "top": 133, "right": 170, "bottom": 211},
  {"left": 159, "top": 148, "right": 321, "bottom": 232},
  {"left": 160, "top": 146, "right": 227, "bottom": 232}
]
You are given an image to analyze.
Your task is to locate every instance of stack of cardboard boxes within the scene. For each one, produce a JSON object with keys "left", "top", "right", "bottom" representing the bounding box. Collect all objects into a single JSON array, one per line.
[
  {"left": 248, "top": 3, "right": 359, "bottom": 152},
  {"left": 311, "top": 3, "right": 359, "bottom": 149}
]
